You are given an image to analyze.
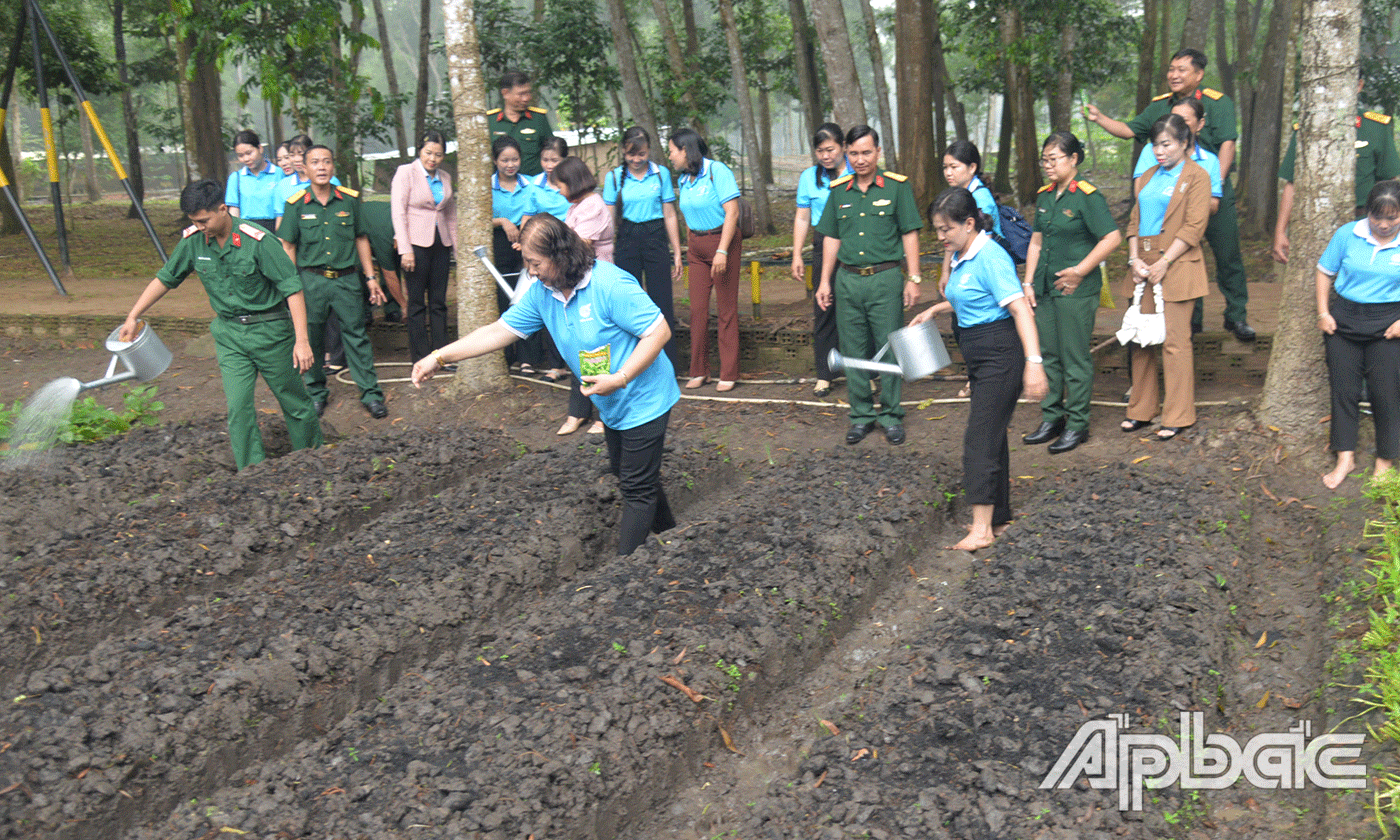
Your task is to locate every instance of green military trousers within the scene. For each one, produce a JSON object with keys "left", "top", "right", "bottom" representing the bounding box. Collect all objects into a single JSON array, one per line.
[
  {"left": 835, "top": 265, "right": 906, "bottom": 428},
  {"left": 210, "top": 315, "right": 323, "bottom": 470},
  {"left": 1034, "top": 290, "right": 1099, "bottom": 431},
  {"left": 1196, "top": 178, "right": 1249, "bottom": 328},
  {"left": 302, "top": 269, "right": 384, "bottom": 406}
]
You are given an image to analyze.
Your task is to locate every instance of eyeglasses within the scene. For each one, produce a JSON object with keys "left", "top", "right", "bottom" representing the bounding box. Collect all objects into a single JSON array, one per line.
[{"left": 1040, "top": 155, "right": 1068, "bottom": 166}]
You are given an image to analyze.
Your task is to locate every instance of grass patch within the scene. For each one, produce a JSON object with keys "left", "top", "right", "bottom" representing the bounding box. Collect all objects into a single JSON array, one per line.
[{"left": 1354, "top": 470, "right": 1400, "bottom": 835}]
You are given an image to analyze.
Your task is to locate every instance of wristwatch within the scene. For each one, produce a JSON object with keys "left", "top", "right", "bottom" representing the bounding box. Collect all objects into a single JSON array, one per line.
[
  {"left": 1026, "top": 355, "right": 1044, "bottom": 364},
  {"left": 907, "top": 274, "right": 923, "bottom": 284}
]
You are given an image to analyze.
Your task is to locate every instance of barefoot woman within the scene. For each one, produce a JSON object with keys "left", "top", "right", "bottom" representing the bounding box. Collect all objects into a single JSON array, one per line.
[
  {"left": 910, "top": 189, "right": 1047, "bottom": 551},
  {"left": 1318, "top": 181, "right": 1400, "bottom": 489}
]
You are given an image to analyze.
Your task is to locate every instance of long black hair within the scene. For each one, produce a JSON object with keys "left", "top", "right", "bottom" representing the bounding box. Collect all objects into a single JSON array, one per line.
[
  {"left": 491, "top": 135, "right": 522, "bottom": 167},
  {"left": 668, "top": 127, "right": 709, "bottom": 177},
  {"left": 1150, "top": 114, "right": 1193, "bottom": 148},
  {"left": 812, "top": 122, "right": 844, "bottom": 188}
]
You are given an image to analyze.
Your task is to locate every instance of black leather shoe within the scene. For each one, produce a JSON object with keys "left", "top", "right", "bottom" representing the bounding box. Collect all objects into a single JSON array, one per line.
[
  {"left": 1048, "top": 427, "right": 1089, "bottom": 454},
  {"left": 365, "top": 400, "right": 388, "bottom": 419},
  {"left": 1022, "top": 419, "right": 1064, "bottom": 445},
  {"left": 1224, "top": 318, "right": 1256, "bottom": 341},
  {"left": 884, "top": 424, "right": 906, "bottom": 445},
  {"left": 846, "top": 423, "right": 875, "bottom": 445},
  {"left": 312, "top": 400, "right": 327, "bottom": 417}
]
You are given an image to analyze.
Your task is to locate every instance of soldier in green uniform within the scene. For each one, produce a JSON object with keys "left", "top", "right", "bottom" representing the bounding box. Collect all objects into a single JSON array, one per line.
[
  {"left": 1086, "top": 47, "right": 1255, "bottom": 340},
  {"left": 119, "top": 179, "right": 322, "bottom": 470},
  {"left": 1273, "top": 79, "right": 1400, "bottom": 263},
  {"left": 487, "top": 70, "right": 554, "bottom": 177},
  {"left": 361, "top": 199, "right": 406, "bottom": 323},
  {"left": 814, "top": 125, "right": 923, "bottom": 446},
  {"left": 277, "top": 145, "right": 389, "bottom": 419}
]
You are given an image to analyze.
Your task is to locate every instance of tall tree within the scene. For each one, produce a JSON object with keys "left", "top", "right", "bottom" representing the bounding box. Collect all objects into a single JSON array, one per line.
[
  {"left": 857, "top": 0, "right": 894, "bottom": 166},
  {"left": 170, "top": 0, "right": 226, "bottom": 183},
  {"left": 930, "top": 1, "right": 964, "bottom": 148},
  {"left": 416, "top": 0, "right": 432, "bottom": 143},
  {"left": 717, "top": 0, "right": 772, "bottom": 233},
  {"left": 648, "top": 0, "right": 707, "bottom": 132},
  {"left": 372, "top": 0, "right": 409, "bottom": 156},
  {"left": 1179, "top": 0, "right": 1214, "bottom": 50},
  {"left": 1258, "top": 0, "right": 1359, "bottom": 432},
  {"left": 605, "top": 0, "right": 658, "bottom": 145},
  {"left": 1049, "top": 21, "right": 1075, "bottom": 131},
  {"left": 1135, "top": 0, "right": 1160, "bottom": 114},
  {"left": 1241, "top": 0, "right": 1293, "bottom": 236},
  {"left": 112, "top": 0, "right": 146, "bottom": 216},
  {"left": 896, "top": 0, "right": 935, "bottom": 208},
  {"left": 809, "top": 0, "right": 866, "bottom": 128},
  {"left": 787, "top": 0, "right": 821, "bottom": 142},
  {"left": 443, "top": 0, "right": 506, "bottom": 390},
  {"left": 1001, "top": 5, "right": 1039, "bottom": 205}
]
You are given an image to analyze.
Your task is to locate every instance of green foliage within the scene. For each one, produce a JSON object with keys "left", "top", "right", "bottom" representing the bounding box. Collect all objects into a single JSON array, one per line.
[
  {"left": 530, "top": 0, "right": 618, "bottom": 132},
  {"left": 1356, "top": 471, "right": 1400, "bottom": 833},
  {"left": 56, "top": 385, "right": 165, "bottom": 444},
  {"left": 1362, "top": 0, "right": 1400, "bottom": 114}
]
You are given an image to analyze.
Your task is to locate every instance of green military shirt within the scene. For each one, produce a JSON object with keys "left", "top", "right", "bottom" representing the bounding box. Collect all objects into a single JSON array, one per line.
[
  {"left": 1030, "top": 179, "right": 1119, "bottom": 298},
  {"left": 487, "top": 106, "right": 555, "bottom": 176},
  {"left": 813, "top": 171, "right": 923, "bottom": 267},
  {"left": 278, "top": 185, "right": 366, "bottom": 270},
  {"left": 156, "top": 221, "right": 301, "bottom": 317},
  {"left": 1279, "top": 111, "right": 1400, "bottom": 207},
  {"left": 1127, "top": 88, "right": 1238, "bottom": 156},
  {"left": 359, "top": 199, "right": 397, "bottom": 270}
]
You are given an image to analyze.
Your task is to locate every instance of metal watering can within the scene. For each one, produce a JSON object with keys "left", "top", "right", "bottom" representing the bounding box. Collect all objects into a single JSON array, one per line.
[
  {"left": 79, "top": 322, "right": 172, "bottom": 391},
  {"left": 828, "top": 319, "right": 953, "bottom": 382}
]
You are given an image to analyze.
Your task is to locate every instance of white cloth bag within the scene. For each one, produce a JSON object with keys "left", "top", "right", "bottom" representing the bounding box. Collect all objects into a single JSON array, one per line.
[{"left": 1116, "top": 281, "right": 1167, "bottom": 347}]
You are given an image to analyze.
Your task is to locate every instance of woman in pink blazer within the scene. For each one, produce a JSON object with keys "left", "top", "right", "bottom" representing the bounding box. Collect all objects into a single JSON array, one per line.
[{"left": 391, "top": 129, "right": 457, "bottom": 363}]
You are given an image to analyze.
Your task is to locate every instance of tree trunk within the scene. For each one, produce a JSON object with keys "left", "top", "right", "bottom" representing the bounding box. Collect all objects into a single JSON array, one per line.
[
  {"left": 605, "top": 0, "right": 659, "bottom": 147},
  {"left": 443, "top": 0, "right": 508, "bottom": 390},
  {"left": 1049, "top": 23, "right": 1076, "bottom": 133},
  {"left": 857, "top": 0, "right": 894, "bottom": 167},
  {"left": 1214, "top": 3, "right": 1235, "bottom": 103},
  {"left": 1000, "top": 6, "right": 1037, "bottom": 206},
  {"left": 1258, "top": 0, "right": 1358, "bottom": 433},
  {"left": 1180, "top": 0, "right": 1213, "bottom": 50},
  {"left": 649, "top": 0, "right": 706, "bottom": 133},
  {"left": 175, "top": 12, "right": 226, "bottom": 186},
  {"left": 80, "top": 109, "right": 100, "bottom": 202},
  {"left": 787, "top": 0, "right": 822, "bottom": 142},
  {"left": 809, "top": 0, "right": 867, "bottom": 128},
  {"left": 755, "top": 72, "right": 774, "bottom": 186},
  {"left": 1136, "top": 0, "right": 1159, "bottom": 116},
  {"left": 930, "top": 1, "right": 963, "bottom": 147},
  {"left": 1241, "top": 0, "right": 1292, "bottom": 236},
  {"left": 717, "top": 0, "right": 772, "bottom": 234},
  {"left": 114, "top": 0, "right": 146, "bottom": 218},
  {"left": 415, "top": 0, "right": 432, "bottom": 144},
  {"left": 896, "top": 0, "right": 935, "bottom": 209},
  {"left": 993, "top": 94, "right": 1013, "bottom": 195},
  {"left": 681, "top": 0, "right": 700, "bottom": 57},
  {"left": 372, "top": 0, "right": 409, "bottom": 156}
]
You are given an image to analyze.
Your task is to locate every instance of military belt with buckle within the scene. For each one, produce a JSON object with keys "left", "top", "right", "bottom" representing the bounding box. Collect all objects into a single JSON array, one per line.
[
  {"left": 306, "top": 266, "right": 358, "bottom": 279},
  {"left": 839, "top": 260, "right": 901, "bottom": 276},
  {"left": 227, "top": 308, "right": 291, "bottom": 325}
]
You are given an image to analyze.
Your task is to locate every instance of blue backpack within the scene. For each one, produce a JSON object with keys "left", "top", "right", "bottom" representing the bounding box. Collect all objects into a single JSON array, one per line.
[{"left": 992, "top": 204, "right": 1032, "bottom": 264}]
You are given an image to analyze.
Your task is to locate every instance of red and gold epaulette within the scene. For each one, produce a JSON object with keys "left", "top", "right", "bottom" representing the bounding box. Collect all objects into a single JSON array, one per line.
[
  {"left": 182, "top": 225, "right": 199, "bottom": 238},
  {"left": 238, "top": 223, "right": 266, "bottom": 241}
]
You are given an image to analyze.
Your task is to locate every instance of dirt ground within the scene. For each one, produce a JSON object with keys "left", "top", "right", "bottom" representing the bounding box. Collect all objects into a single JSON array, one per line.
[
  {"left": 0, "top": 204, "right": 1393, "bottom": 839},
  {"left": 0, "top": 323, "right": 1393, "bottom": 839}
]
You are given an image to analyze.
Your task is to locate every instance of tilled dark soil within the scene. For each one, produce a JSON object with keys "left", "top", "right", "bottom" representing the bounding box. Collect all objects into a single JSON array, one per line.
[{"left": 0, "top": 389, "right": 1379, "bottom": 840}]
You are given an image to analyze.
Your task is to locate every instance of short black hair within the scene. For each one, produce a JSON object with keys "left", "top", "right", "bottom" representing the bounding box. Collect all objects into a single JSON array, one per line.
[
  {"left": 1041, "top": 131, "right": 1085, "bottom": 166},
  {"left": 552, "top": 157, "right": 596, "bottom": 199},
  {"left": 180, "top": 179, "right": 226, "bottom": 215},
  {"left": 944, "top": 139, "right": 981, "bottom": 173},
  {"left": 419, "top": 129, "right": 446, "bottom": 151},
  {"left": 232, "top": 130, "right": 261, "bottom": 149},
  {"left": 1171, "top": 48, "right": 1207, "bottom": 71},
  {"left": 303, "top": 144, "right": 334, "bottom": 163},
  {"left": 518, "top": 213, "right": 595, "bottom": 290},
  {"left": 492, "top": 134, "right": 522, "bottom": 163},
  {"left": 500, "top": 70, "right": 530, "bottom": 90},
  {"left": 846, "top": 124, "right": 879, "bottom": 147}
]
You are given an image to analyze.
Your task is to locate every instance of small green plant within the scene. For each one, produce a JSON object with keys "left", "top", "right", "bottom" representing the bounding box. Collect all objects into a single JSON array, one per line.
[
  {"left": 347, "top": 745, "right": 360, "bottom": 762},
  {"left": 17, "top": 385, "right": 166, "bottom": 445},
  {"left": 612, "top": 641, "right": 628, "bottom": 654},
  {"left": 588, "top": 761, "right": 602, "bottom": 776},
  {"left": 714, "top": 658, "right": 743, "bottom": 692}
]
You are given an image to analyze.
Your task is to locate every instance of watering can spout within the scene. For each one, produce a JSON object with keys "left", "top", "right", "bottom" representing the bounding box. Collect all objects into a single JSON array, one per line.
[{"left": 828, "top": 349, "right": 903, "bottom": 377}]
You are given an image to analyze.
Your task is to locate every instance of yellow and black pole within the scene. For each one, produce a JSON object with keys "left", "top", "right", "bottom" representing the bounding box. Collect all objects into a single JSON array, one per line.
[
  {"left": 28, "top": 0, "right": 165, "bottom": 261},
  {"left": 0, "top": 157, "right": 66, "bottom": 294},
  {"left": 26, "top": 3, "right": 70, "bottom": 272}
]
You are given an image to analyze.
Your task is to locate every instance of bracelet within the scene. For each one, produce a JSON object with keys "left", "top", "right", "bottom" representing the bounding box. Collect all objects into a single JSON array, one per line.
[
  {"left": 430, "top": 350, "right": 444, "bottom": 368},
  {"left": 715, "top": 248, "right": 728, "bottom": 256}
]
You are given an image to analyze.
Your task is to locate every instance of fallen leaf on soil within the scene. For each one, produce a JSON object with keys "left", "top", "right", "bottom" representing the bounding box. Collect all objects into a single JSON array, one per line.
[
  {"left": 0, "top": 783, "right": 21, "bottom": 795},
  {"left": 813, "top": 770, "right": 827, "bottom": 788},
  {"left": 1239, "top": 661, "right": 1259, "bottom": 672},
  {"left": 1255, "top": 631, "right": 1268, "bottom": 648},
  {"left": 671, "top": 646, "right": 687, "bottom": 665},
  {"left": 820, "top": 719, "right": 840, "bottom": 736},
  {"left": 1256, "top": 690, "right": 1270, "bottom": 709},
  {"left": 477, "top": 656, "right": 491, "bottom": 666},
  {"left": 1281, "top": 696, "right": 1303, "bottom": 709},
  {"left": 658, "top": 674, "right": 705, "bottom": 703},
  {"left": 718, "top": 724, "right": 741, "bottom": 754},
  {"left": 219, "top": 828, "right": 249, "bottom": 835},
  {"left": 1017, "top": 475, "right": 1035, "bottom": 480},
  {"left": 851, "top": 748, "right": 870, "bottom": 761},
  {"left": 1132, "top": 456, "right": 1151, "bottom": 464},
  {"left": 1260, "top": 483, "right": 1278, "bottom": 501}
]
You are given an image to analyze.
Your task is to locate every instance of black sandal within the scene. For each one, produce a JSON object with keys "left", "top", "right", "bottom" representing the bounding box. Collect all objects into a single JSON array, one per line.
[
  {"left": 1121, "top": 418, "right": 1152, "bottom": 433},
  {"left": 1155, "top": 424, "right": 1193, "bottom": 441}
]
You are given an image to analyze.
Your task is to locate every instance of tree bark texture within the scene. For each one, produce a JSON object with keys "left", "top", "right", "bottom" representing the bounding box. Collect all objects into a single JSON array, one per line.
[
  {"left": 1049, "top": 23, "right": 1076, "bottom": 134},
  {"left": 1136, "top": 0, "right": 1159, "bottom": 114},
  {"left": 606, "top": 0, "right": 660, "bottom": 152},
  {"left": 787, "top": 0, "right": 822, "bottom": 143},
  {"left": 858, "top": 0, "right": 894, "bottom": 167},
  {"left": 1000, "top": 7, "right": 1037, "bottom": 205},
  {"left": 755, "top": 72, "right": 774, "bottom": 186},
  {"left": 895, "top": 0, "right": 935, "bottom": 209},
  {"left": 415, "top": 0, "right": 432, "bottom": 145},
  {"left": 716, "top": 0, "right": 772, "bottom": 234},
  {"left": 444, "top": 0, "right": 508, "bottom": 390},
  {"left": 80, "top": 110, "right": 100, "bottom": 202},
  {"left": 372, "top": 0, "right": 409, "bottom": 156},
  {"left": 114, "top": 0, "right": 146, "bottom": 217},
  {"left": 1179, "top": 0, "right": 1213, "bottom": 51},
  {"left": 1258, "top": 0, "right": 1358, "bottom": 433},
  {"left": 1241, "top": 0, "right": 1292, "bottom": 235},
  {"left": 649, "top": 0, "right": 705, "bottom": 134},
  {"left": 809, "top": 0, "right": 867, "bottom": 129}
]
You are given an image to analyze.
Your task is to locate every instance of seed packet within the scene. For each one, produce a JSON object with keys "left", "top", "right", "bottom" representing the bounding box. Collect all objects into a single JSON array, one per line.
[{"left": 579, "top": 344, "right": 611, "bottom": 378}]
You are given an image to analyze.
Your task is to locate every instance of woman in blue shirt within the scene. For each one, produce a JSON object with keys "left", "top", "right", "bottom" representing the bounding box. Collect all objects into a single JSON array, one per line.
[
  {"left": 791, "top": 123, "right": 851, "bottom": 397},
  {"left": 604, "top": 126, "right": 683, "bottom": 367},
  {"left": 1317, "top": 181, "right": 1400, "bottom": 489},
  {"left": 411, "top": 214, "right": 679, "bottom": 556},
  {"left": 910, "top": 188, "right": 1047, "bottom": 552},
  {"left": 225, "top": 130, "right": 281, "bottom": 230},
  {"left": 522, "top": 136, "right": 572, "bottom": 221},
  {"left": 669, "top": 127, "right": 742, "bottom": 391},
  {"left": 490, "top": 135, "right": 537, "bottom": 369}
]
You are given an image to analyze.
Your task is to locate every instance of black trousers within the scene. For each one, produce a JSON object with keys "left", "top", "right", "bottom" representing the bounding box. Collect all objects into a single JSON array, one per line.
[
  {"left": 493, "top": 228, "right": 527, "bottom": 367},
  {"left": 957, "top": 318, "right": 1023, "bottom": 525},
  {"left": 605, "top": 410, "right": 676, "bottom": 555},
  {"left": 616, "top": 218, "right": 677, "bottom": 363},
  {"left": 566, "top": 377, "right": 593, "bottom": 420},
  {"left": 809, "top": 232, "right": 839, "bottom": 379},
  {"left": 1326, "top": 297, "right": 1400, "bottom": 458},
  {"left": 406, "top": 232, "right": 452, "bottom": 362}
]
